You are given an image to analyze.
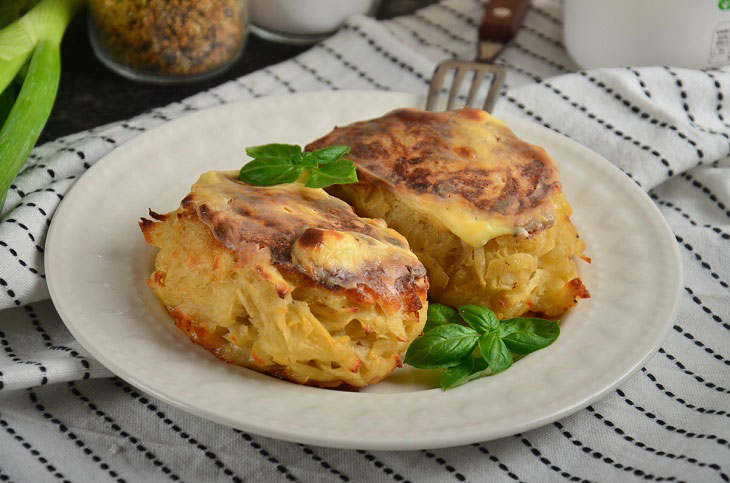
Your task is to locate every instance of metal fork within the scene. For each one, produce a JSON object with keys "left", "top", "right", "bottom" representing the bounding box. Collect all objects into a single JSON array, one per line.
[{"left": 425, "top": 0, "right": 530, "bottom": 113}]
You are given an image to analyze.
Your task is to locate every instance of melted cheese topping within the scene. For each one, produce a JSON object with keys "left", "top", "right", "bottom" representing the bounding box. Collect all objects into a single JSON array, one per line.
[
  {"left": 306, "top": 108, "right": 560, "bottom": 247},
  {"left": 185, "top": 171, "right": 426, "bottom": 307}
]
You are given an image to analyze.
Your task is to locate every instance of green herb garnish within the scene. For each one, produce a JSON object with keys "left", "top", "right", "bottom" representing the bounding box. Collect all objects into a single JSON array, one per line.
[
  {"left": 239, "top": 143, "right": 358, "bottom": 189},
  {"left": 405, "top": 303, "right": 560, "bottom": 390}
]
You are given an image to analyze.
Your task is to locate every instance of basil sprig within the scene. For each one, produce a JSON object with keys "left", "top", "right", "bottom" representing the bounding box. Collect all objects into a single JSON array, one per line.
[
  {"left": 405, "top": 304, "right": 560, "bottom": 390},
  {"left": 239, "top": 143, "right": 358, "bottom": 189}
]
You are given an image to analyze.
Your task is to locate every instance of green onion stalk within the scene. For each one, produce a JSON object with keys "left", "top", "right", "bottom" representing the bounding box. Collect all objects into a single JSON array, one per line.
[{"left": 0, "top": 0, "right": 84, "bottom": 211}]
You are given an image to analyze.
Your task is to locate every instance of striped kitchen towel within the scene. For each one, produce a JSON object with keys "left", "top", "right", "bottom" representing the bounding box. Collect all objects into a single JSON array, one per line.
[{"left": 0, "top": 0, "right": 729, "bottom": 481}]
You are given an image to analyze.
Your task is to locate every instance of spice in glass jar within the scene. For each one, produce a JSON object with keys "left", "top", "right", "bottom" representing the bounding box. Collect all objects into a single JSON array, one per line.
[{"left": 88, "top": 0, "right": 249, "bottom": 83}]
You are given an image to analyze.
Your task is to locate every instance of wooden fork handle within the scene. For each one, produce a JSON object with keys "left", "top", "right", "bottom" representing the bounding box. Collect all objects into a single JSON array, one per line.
[{"left": 479, "top": 0, "right": 531, "bottom": 44}]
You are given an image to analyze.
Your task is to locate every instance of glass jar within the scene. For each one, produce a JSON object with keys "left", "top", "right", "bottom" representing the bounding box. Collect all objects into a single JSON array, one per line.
[{"left": 88, "top": 0, "right": 249, "bottom": 83}]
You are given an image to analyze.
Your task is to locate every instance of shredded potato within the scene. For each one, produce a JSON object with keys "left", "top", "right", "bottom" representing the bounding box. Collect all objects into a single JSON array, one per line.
[
  {"left": 141, "top": 208, "right": 427, "bottom": 388},
  {"left": 329, "top": 184, "right": 588, "bottom": 319}
]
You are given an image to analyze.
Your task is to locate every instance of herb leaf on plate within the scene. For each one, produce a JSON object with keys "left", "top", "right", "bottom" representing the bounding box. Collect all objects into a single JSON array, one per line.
[
  {"left": 440, "top": 356, "right": 490, "bottom": 390},
  {"left": 305, "top": 159, "right": 358, "bottom": 188},
  {"left": 404, "top": 324, "right": 479, "bottom": 369},
  {"left": 238, "top": 158, "right": 302, "bottom": 186},
  {"left": 239, "top": 143, "right": 358, "bottom": 189},
  {"left": 500, "top": 318, "right": 560, "bottom": 354},
  {"left": 405, "top": 304, "right": 561, "bottom": 390},
  {"left": 312, "top": 145, "right": 350, "bottom": 164},
  {"left": 424, "top": 303, "right": 461, "bottom": 332},
  {"left": 245, "top": 143, "right": 301, "bottom": 160},
  {"left": 478, "top": 332, "right": 513, "bottom": 374},
  {"left": 459, "top": 304, "right": 499, "bottom": 333}
]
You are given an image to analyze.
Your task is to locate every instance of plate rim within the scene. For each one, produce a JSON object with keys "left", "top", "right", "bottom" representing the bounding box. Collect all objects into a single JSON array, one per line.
[{"left": 45, "top": 90, "right": 683, "bottom": 450}]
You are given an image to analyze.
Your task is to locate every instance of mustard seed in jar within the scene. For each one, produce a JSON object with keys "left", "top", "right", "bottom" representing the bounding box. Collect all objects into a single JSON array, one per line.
[{"left": 88, "top": 0, "right": 249, "bottom": 83}]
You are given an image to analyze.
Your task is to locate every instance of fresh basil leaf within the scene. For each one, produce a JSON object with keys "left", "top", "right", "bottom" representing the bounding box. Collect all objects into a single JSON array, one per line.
[
  {"left": 239, "top": 159, "right": 303, "bottom": 186},
  {"left": 297, "top": 151, "right": 319, "bottom": 168},
  {"left": 459, "top": 305, "right": 499, "bottom": 334},
  {"left": 313, "top": 145, "right": 350, "bottom": 164},
  {"left": 404, "top": 324, "right": 479, "bottom": 369},
  {"left": 440, "top": 356, "right": 490, "bottom": 390},
  {"left": 305, "top": 159, "right": 358, "bottom": 189},
  {"left": 245, "top": 143, "right": 301, "bottom": 160},
  {"left": 499, "top": 318, "right": 560, "bottom": 354},
  {"left": 479, "top": 332, "right": 513, "bottom": 374},
  {"left": 424, "top": 303, "right": 461, "bottom": 332}
]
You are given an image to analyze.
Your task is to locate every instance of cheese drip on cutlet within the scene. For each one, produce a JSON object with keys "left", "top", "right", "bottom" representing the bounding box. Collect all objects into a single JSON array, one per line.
[
  {"left": 306, "top": 108, "right": 561, "bottom": 247},
  {"left": 184, "top": 171, "right": 426, "bottom": 311}
]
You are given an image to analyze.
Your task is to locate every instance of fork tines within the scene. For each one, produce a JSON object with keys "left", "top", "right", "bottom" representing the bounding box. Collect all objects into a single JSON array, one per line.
[{"left": 426, "top": 60, "right": 505, "bottom": 113}]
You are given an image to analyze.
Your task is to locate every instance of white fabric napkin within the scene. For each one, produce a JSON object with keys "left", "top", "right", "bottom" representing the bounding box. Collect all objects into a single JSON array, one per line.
[{"left": 1, "top": 0, "right": 729, "bottom": 481}]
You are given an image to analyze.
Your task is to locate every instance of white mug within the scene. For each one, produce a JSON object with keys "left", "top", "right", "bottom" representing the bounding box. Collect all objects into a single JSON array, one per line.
[
  {"left": 250, "top": 0, "right": 377, "bottom": 44},
  {"left": 564, "top": 0, "right": 730, "bottom": 69}
]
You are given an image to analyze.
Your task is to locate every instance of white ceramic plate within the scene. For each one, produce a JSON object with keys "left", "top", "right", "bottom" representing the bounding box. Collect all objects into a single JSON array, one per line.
[{"left": 46, "top": 91, "right": 682, "bottom": 450}]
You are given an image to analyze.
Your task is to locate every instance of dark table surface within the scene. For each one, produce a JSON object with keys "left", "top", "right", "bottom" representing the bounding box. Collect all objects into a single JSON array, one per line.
[{"left": 44, "top": 1, "right": 436, "bottom": 144}]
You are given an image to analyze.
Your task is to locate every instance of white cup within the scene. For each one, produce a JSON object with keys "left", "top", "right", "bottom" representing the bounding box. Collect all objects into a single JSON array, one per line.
[
  {"left": 564, "top": 0, "right": 730, "bottom": 70},
  {"left": 250, "top": 0, "right": 377, "bottom": 44}
]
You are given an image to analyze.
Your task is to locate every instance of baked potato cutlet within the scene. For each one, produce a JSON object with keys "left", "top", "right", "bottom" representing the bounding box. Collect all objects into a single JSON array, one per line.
[
  {"left": 140, "top": 171, "right": 428, "bottom": 388},
  {"left": 307, "top": 108, "right": 589, "bottom": 319}
]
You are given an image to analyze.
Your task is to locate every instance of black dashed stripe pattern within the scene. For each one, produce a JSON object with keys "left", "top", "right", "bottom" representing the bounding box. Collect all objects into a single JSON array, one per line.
[
  {"left": 388, "top": 18, "right": 460, "bottom": 58},
  {"left": 68, "top": 383, "right": 183, "bottom": 482},
  {"left": 299, "top": 446, "right": 349, "bottom": 482},
  {"left": 314, "top": 44, "right": 389, "bottom": 90},
  {"left": 585, "top": 406, "right": 728, "bottom": 481},
  {"left": 0, "top": 278, "right": 21, "bottom": 307},
  {"left": 28, "top": 390, "right": 126, "bottom": 483},
  {"left": 356, "top": 450, "right": 409, "bottom": 482},
  {"left": 410, "top": 11, "right": 471, "bottom": 45},
  {"left": 552, "top": 422, "right": 680, "bottom": 481},
  {"left": 263, "top": 68, "right": 296, "bottom": 94},
  {"left": 517, "top": 435, "right": 592, "bottom": 483},
  {"left": 22, "top": 302, "right": 93, "bottom": 381},
  {"left": 705, "top": 71, "right": 730, "bottom": 129},
  {"left": 666, "top": 67, "right": 730, "bottom": 140},
  {"left": 662, "top": 352, "right": 730, "bottom": 396},
  {"left": 471, "top": 444, "right": 522, "bottom": 481},
  {"left": 667, "top": 328, "right": 730, "bottom": 367},
  {"left": 0, "top": 330, "right": 47, "bottom": 385},
  {"left": 676, "top": 239, "right": 730, "bottom": 292},
  {"left": 530, "top": 4, "right": 562, "bottom": 24},
  {"left": 292, "top": 59, "right": 338, "bottom": 90},
  {"left": 111, "top": 379, "right": 244, "bottom": 482},
  {"left": 508, "top": 43, "right": 572, "bottom": 73},
  {"left": 683, "top": 285, "right": 729, "bottom": 328},
  {"left": 540, "top": 81, "right": 675, "bottom": 176},
  {"left": 0, "top": 417, "right": 70, "bottom": 482},
  {"left": 651, "top": 194, "right": 730, "bottom": 241},
  {"left": 665, "top": 67, "right": 696, "bottom": 123},
  {"left": 0, "top": 239, "right": 44, "bottom": 277},
  {"left": 627, "top": 67, "right": 652, "bottom": 98},
  {"left": 234, "top": 430, "right": 301, "bottom": 482},
  {"left": 232, "top": 78, "right": 261, "bottom": 98},
  {"left": 640, "top": 368, "right": 730, "bottom": 419},
  {"left": 342, "top": 24, "right": 430, "bottom": 84},
  {"left": 679, "top": 172, "right": 730, "bottom": 219},
  {"left": 578, "top": 71, "right": 705, "bottom": 160},
  {"left": 616, "top": 389, "right": 730, "bottom": 450},
  {"left": 420, "top": 450, "right": 468, "bottom": 482}
]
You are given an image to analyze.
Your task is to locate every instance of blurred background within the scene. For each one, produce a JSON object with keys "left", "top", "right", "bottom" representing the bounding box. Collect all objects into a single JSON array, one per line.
[{"left": 42, "top": 0, "right": 439, "bottom": 143}]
